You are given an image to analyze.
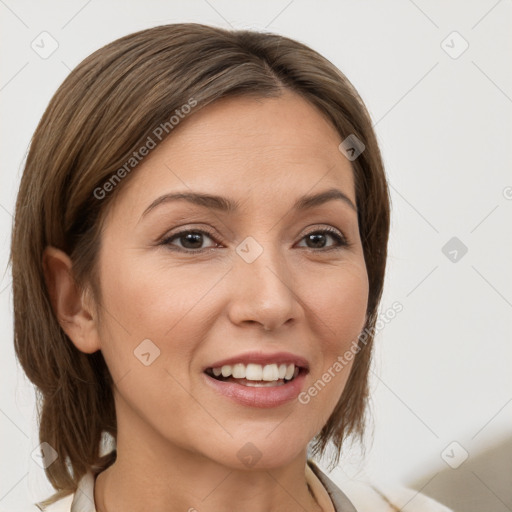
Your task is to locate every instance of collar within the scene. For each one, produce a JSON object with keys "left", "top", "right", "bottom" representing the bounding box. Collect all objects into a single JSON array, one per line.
[
  {"left": 307, "top": 459, "right": 358, "bottom": 512},
  {"left": 70, "top": 471, "right": 96, "bottom": 512}
]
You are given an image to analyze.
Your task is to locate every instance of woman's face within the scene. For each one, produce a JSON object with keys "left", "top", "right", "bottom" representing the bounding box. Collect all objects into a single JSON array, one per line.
[{"left": 93, "top": 91, "right": 369, "bottom": 469}]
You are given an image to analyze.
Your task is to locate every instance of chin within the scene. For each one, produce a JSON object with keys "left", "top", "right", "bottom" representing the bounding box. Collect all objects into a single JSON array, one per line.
[{"left": 213, "top": 437, "right": 308, "bottom": 471}]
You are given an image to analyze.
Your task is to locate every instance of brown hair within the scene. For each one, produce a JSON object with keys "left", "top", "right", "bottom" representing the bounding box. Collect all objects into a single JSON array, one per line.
[{"left": 10, "top": 23, "right": 390, "bottom": 503}]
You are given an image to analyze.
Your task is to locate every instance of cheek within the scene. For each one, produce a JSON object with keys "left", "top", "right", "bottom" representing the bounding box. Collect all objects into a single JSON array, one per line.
[
  {"left": 306, "top": 262, "right": 369, "bottom": 346},
  {"left": 94, "top": 257, "right": 205, "bottom": 435},
  {"left": 96, "top": 254, "right": 225, "bottom": 385},
  {"left": 296, "top": 264, "right": 368, "bottom": 431},
  {"left": 99, "top": 254, "right": 201, "bottom": 336},
  {"left": 323, "top": 267, "right": 368, "bottom": 390}
]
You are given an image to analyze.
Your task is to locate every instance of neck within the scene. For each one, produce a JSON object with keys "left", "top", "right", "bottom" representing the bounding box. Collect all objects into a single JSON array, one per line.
[
  {"left": 95, "top": 452, "right": 323, "bottom": 512},
  {"left": 94, "top": 413, "right": 323, "bottom": 512}
]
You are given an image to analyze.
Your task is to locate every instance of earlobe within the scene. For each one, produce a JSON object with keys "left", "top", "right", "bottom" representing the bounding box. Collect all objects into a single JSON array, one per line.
[{"left": 42, "top": 246, "right": 101, "bottom": 354}]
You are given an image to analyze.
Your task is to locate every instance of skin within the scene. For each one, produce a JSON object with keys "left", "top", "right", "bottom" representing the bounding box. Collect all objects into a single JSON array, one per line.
[{"left": 44, "top": 91, "right": 369, "bottom": 512}]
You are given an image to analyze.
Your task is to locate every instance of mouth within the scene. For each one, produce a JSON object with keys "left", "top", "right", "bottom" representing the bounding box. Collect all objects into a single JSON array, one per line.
[
  {"left": 204, "top": 362, "right": 305, "bottom": 387},
  {"left": 202, "top": 351, "right": 310, "bottom": 407}
]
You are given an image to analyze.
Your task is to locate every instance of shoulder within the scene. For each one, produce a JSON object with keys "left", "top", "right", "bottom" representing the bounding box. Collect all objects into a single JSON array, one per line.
[
  {"left": 307, "top": 460, "right": 452, "bottom": 512},
  {"left": 338, "top": 479, "right": 453, "bottom": 512}
]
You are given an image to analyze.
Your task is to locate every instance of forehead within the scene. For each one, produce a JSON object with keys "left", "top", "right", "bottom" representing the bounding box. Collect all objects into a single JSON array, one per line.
[
  {"left": 108, "top": 91, "right": 355, "bottom": 219},
  {"left": 164, "top": 91, "right": 346, "bottom": 166}
]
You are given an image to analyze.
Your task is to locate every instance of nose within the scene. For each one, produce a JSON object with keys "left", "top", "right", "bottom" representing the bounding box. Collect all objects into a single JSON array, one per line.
[{"left": 226, "top": 239, "right": 301, "bottom": 332}]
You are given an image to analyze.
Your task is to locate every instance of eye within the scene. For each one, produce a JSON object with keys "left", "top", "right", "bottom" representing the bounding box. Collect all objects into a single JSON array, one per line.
[
  {"left": 160, "top": 226, "right": 349, "bottom": 253},
  {"left": 296, "top": 227, "right": 349, "bottom": 251},
  {"left": 161, "top": 229, "right": 220, "bottom": 252}
]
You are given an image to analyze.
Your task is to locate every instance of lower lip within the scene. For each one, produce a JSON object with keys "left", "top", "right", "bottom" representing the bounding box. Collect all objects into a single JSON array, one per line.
[{"left": 202, "top": 370, "right": 307, "bottom": 408}]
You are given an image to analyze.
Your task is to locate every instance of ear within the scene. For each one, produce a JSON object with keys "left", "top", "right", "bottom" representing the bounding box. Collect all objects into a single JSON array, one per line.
[{"left": 42, "top": 246, "right": 101, "bottom": 354}]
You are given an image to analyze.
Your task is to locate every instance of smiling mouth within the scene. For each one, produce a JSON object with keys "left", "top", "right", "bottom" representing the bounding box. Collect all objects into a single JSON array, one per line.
[{"left": 204, "top": 362, "right": 303, "bottom": 387}]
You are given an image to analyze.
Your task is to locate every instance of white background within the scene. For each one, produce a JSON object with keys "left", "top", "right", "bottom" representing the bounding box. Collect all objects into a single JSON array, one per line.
[{"left": 1, "top": 1, "right": 511, "bottom": 511}]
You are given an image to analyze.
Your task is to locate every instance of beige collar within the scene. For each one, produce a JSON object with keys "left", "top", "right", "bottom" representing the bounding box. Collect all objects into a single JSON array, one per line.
[{"left": 305, "top": 461, "right": 336, "bottom": 512}]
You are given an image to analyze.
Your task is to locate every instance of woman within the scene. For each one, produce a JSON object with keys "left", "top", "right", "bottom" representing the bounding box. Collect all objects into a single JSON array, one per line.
[{"left": 10, "top": 23, "right": 452, "bottom": 512}]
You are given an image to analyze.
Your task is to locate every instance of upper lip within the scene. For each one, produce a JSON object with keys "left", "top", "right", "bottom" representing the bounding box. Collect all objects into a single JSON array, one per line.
[{"left": 204, "top": 351, "right": 310, "bottom": 371}]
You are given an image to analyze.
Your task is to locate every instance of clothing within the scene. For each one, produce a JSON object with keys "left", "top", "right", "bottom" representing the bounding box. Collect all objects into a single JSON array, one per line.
[
  {"left": 40, "top": 459, "right": 453, "bottom": 512},
  {"left": 307, "top": 460, "right": 453, "bottom": 512}
]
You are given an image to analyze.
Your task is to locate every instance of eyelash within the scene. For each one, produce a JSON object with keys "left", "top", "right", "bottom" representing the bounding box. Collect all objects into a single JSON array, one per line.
[{"left": 160, "top": 226, "right": 350, "bottom": 254}]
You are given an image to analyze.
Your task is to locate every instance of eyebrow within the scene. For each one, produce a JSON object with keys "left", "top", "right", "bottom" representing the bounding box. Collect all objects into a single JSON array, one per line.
[{"left": 140, "top": 187, "right": 357, "bottom": 221}]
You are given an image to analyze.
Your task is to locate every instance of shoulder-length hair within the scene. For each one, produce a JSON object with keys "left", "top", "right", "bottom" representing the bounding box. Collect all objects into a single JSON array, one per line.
[{"left": 10, "top": 22, "right": 390, "bottom": 504}]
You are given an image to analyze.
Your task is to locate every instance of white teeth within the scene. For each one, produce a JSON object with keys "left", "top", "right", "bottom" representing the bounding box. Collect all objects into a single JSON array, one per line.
[
  {"left": 284, "top": 364, "right": 295, "bottom": 380},
  {"left": 246, "top": 363, "right": 263, "bottom": 381},
  {"left": 262, "top": 364, "right": 278, "bottom": 381},
  {"left": 232, "top": 363, "right": 245, "bottom": 379},
  {"left": 209, "top": 363, "right": 297, "bottom": 382}
]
